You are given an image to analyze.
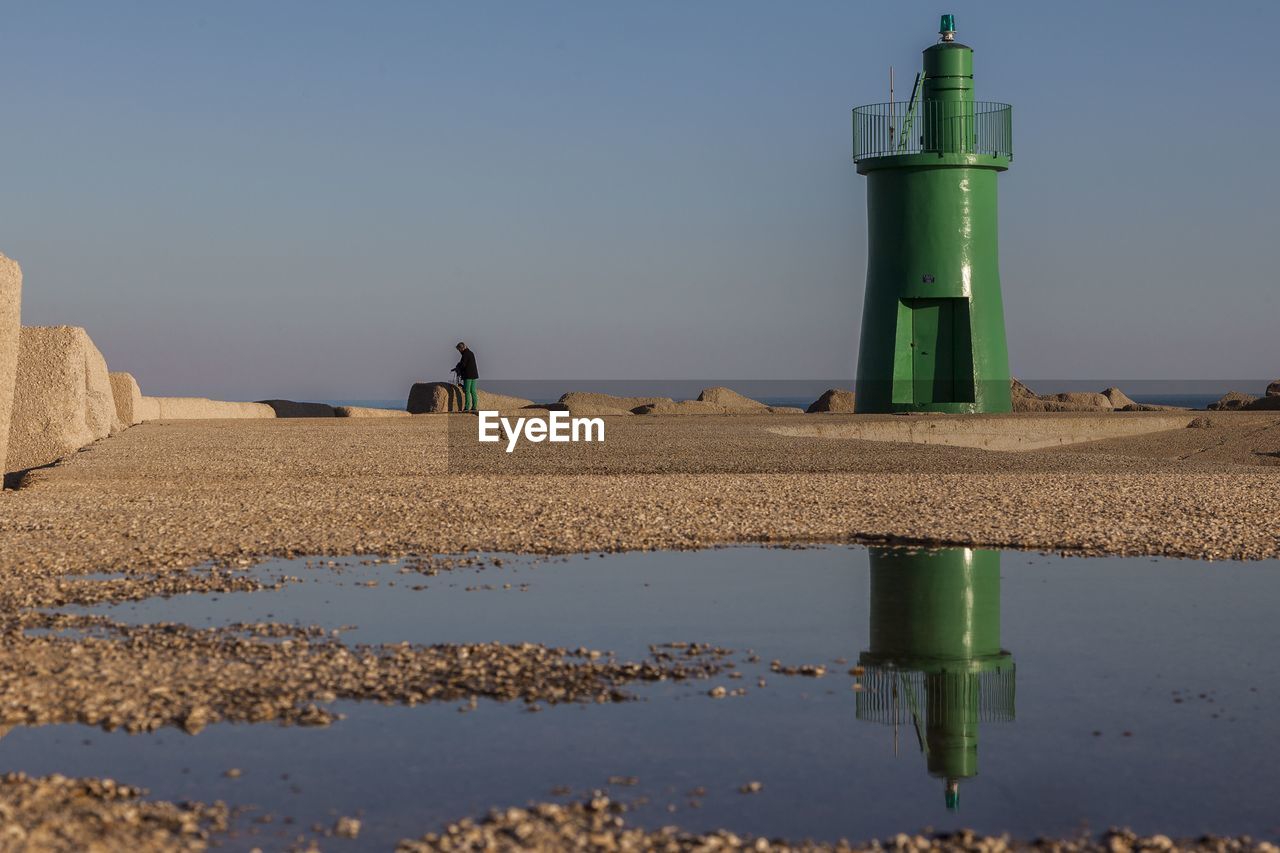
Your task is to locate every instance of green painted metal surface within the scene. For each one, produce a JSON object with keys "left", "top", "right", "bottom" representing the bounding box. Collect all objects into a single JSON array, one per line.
[
  {"left": 856, "top": 547, "right": 1015, "bottom": 808},
  {"left": 863, "top": 548, "right": 1005, "bottom": 668},
  {"left": 852, "top": 18, "right": 1013, "bottom": 413}
]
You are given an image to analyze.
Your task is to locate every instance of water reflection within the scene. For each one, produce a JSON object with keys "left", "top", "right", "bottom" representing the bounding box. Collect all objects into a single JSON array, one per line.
[{"left": 856, "top": 548, "right": 1015, "bottom": 810}]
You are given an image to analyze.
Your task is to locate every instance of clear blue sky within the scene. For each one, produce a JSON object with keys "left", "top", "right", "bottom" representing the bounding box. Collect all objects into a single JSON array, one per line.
[{"left": 1, "top": 1, "right": 1275, "bottom": 399}]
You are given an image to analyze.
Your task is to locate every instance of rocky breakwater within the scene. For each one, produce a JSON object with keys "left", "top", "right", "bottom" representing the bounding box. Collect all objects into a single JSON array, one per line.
[
  {"left": 558, "top": 388, "right": 802, "bottom": 417},
  {"left": 1011, "top": 379, "right": 1182, "bottom": 413},
  {"left": 557, "top": 392, "right": 672, "bottom": 417},
  {"left": 1208, "top": 382, "right": 1280, "bottom": 412}
]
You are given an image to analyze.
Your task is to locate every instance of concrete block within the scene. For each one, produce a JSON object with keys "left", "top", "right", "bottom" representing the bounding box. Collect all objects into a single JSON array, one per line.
[
  {"left": 6, "top": 326, "right": 120, "bottom": 473},
  {"left": 136, "top": 396, "right": 162, "bottom": 422},
  {"left": 0, "top": 254, "right": 20, "bottom": 477},
  {"left": 257, "top": 399, "right": 336, "bottom": 418},
  {"left": 152, "top": 397, "right": 276, "bottom": 419},
  {"left": 407, "top": 382, "right": 534, "bottom": 414},
  {"left": 334, "top": 406, "right": 410, "bottom": 417},
  {"left": 83, "top": 333, "right": 121, "bottom": 438},
  {"left": 109, "top": 372, "right": 143, "bottom": 426}
]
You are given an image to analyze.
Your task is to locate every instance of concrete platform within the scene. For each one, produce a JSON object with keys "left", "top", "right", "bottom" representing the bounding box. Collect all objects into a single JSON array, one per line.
[{"left": 767, "top": 412, "right": 1199, "bottom": 451}]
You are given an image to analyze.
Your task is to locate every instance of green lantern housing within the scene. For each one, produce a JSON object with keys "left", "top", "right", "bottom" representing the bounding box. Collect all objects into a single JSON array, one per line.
[{"left": 851, "top": 16, "right": 1013, "bottom": 413}]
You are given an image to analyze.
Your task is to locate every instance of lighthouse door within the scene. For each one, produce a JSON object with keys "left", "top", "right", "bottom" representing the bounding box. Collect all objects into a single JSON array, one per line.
[
  {"left": 909, "top": 298, "right": 955, "bottom": 403},
  {"left": 896, "top": 297, "right": 975, "bottom": 406}
]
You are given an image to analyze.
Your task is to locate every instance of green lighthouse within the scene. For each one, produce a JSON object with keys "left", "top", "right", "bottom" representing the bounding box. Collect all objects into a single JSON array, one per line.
[
  {"left": 852, "top": 15, "right": 1013, "bottom": 413},
  {"left": 855, "top": 547, "right": 1016, "bottom": 809}
]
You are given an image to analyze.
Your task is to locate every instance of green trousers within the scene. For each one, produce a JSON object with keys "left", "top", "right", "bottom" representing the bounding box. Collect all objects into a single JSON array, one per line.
[{"left": 462, "top": 378, "right": 477, "bottom": 412}]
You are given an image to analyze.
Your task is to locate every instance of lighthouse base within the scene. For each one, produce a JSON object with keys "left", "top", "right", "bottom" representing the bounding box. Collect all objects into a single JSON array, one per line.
[{"left": 855, "top": 155, "right": 1012, "bottom": 414}]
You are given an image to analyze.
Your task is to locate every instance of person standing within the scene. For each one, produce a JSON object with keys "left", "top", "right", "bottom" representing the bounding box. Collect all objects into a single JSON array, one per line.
[{"left": 453, "top": 342, "right": 479, "bottom": 413}]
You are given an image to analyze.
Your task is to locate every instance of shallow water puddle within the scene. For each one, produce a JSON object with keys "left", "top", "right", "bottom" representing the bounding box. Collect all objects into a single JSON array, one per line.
[{"left": 13, "top": 547, "right": 1280, "bottom": 849}]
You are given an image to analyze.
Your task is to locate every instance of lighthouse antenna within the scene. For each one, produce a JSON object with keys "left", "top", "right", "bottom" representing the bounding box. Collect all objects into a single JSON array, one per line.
[{"left": 889, "top": 66, "right": 895, "bottom": 142}]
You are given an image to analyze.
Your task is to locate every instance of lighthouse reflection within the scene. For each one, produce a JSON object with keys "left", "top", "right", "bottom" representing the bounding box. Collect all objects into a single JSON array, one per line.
[{"left": 855, "top": 547, "right": 1015, "bottom": 810}]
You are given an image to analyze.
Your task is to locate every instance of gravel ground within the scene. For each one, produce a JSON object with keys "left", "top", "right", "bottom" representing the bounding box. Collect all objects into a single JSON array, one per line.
[
  {"left": 0, "top": 772, "right": 227, "bottom": 851},
  {"left": 1, "top": 413, "right": 1277, "bottom": 850},
  {"left": 0, "top": 612, "right": 730, "bottom": 732},
  {"left": 397, "top": 796, "right": 1280, "bottom": 853},
  {"left": 1, "top": 413, "right": 1277, "bottom": 582}
]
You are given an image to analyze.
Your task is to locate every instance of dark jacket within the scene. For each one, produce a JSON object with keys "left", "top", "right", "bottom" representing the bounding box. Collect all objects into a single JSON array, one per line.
[{"left": 454, "top": 348, "right": 478, "bottom": 380}]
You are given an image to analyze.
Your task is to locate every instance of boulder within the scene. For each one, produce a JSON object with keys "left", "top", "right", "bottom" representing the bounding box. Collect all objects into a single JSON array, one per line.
[
  {"left": 136, "top": 396, "right": 162, "bottom": 422},
  {"left": 1102, "top": 387, "right": 1137, "bottom": 409},
  {"left": 334, "top": 405, "right": 410, "bottom": 418},
  {"left": 633, "top": 400, "right": 727, "bottom": 416},
  {"left": 109, "top": 372, "right": 143, "bottom": 426},
  {"left": 1011, "top": 384, "right": 1115, "bottom": 412},
  {"left": 556, "top": 392, "right": 669, "bottom": 417},
  {"left": 1246, "top": 395, "right": 1280, "bottom": 411},
  {"left": 151, "top": 397, "right": 276, "bottom": 419},
  {"left": 407, "top": 382, "right": 534, "bottom": 414},
  {"left": 0, "top": 254, "right": 20, "bottom": 477},
  {"left": 1267, "top": 380, "right": 1280, "bottom": 398},
  {"left": 1012, "top": 380, "right": 1173, "bottom": 413},
  {"left": 1120, "top": 402, "right": 1184, "bottom": 412},
  {"left": 6, "top": 326, "right": 121, "bottom": 473},
  {"left": 1207, "top": 391, "right": 1258, "bottom": 411},
  {"left": 1009, "top": 379, "right": 1084, "bottom": 411},
  {"left": 1187, "top": 417, "right": 1217, "bottom": 429},
  {"left": 1045, "top": 392, "right": 1113, "bottom": 411},
  {"left": 1010, "top": 378, "right": 1038, "bottom": 398},
  {"left": 1012, "top": 396, "right": 1076, "bottom": 413},
  {"left": 806, "top": 389, "right": 857, "bottom": 413},
  {"left": 257, "top": 399, "right": 336, "bottom": 418},
  {"left": 696, "top": 386, "right": 768, "bottom": 412}
]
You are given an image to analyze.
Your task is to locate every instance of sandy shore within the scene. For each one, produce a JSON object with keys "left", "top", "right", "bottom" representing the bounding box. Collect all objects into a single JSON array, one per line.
[{"left": 1, "top": 412, "right": 1277, "bottom": 586}]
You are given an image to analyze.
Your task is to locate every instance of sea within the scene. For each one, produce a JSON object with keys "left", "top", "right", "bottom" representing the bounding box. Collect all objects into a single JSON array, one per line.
[{"left": 329, "top": 379, "right": 1267, "bottom": 412}]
